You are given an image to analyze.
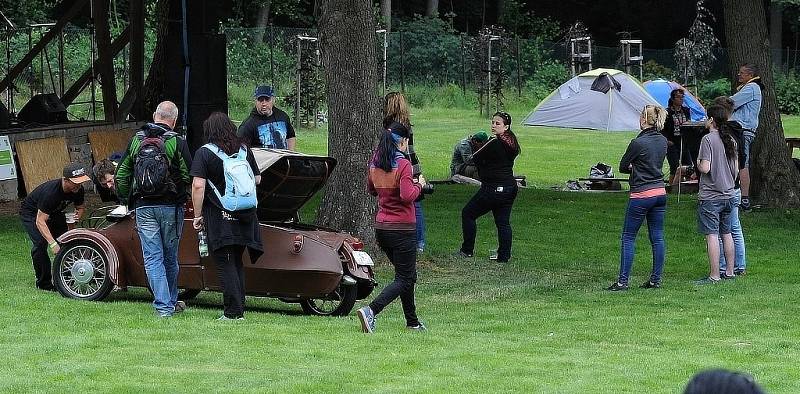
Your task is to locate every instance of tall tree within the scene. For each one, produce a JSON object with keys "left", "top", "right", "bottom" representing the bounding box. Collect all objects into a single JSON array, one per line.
[
  {"left": 256, "top": 0, "right": 272, "bottom": 42},
  {"left": 723, "top": 0, "right": 800, "bottom": 207},
  {"left": 426, "top": 0, "right": 439, "bottom": 17},
  {"left": 316, "top": 0, "right": 381, "bottom": 242},
  {"left": 381, "top": 0, "right": 391, "bottom": 31},
  {"left": 770, "top": 1, "right": 783, "bottom": 67}
]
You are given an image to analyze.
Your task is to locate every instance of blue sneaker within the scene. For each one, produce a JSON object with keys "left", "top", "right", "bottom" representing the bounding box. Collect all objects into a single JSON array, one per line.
[{"left": 357, "top": 306, "right": 376, "bottom": 333}]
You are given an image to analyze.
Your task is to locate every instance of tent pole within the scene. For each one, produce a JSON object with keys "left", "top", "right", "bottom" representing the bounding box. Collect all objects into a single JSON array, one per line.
[{"left": 677, "top": 135, "right": 684, "bottom": 203}]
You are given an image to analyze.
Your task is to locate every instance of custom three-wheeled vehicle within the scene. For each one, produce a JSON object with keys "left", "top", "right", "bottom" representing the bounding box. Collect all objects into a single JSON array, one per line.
[{"left": 52, "top": 148, "right": 376, "bottom": 316}]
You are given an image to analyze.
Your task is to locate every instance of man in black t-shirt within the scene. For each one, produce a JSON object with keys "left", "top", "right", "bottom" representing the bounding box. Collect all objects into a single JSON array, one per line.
[
  {"left": 19, "top": 163, "right": 90, "bottom": 290},
  {"left": 237, "top": 85, "right": 297, "bottom": 151}
]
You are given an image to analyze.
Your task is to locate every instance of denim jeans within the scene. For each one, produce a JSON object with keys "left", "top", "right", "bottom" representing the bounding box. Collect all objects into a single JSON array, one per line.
[
  {"left": 719, "top": 190, "right": 746, "bottom": 272},
  {"left": 136, "top": 205, "right": 183, "bottom": 316},
  {"left": 617, "top": 195, "right": 667, "bottom": 286},
  {"left": 461, "top": 183, "right": 518, "bottom": 262},
  {"left": 414, "top": 201, "right": 426, "bottom": 250},
  {"left": 369, "top": 229, "right": 419, "bottom": 327}
]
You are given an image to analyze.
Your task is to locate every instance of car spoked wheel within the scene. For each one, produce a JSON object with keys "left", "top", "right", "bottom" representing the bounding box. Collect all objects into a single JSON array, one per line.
[
  {"left": 300, "top": 280, "right": 357, "bottom": 316},
  {"left": 53, "top": 242, "right": 114, "bottom": 301}
]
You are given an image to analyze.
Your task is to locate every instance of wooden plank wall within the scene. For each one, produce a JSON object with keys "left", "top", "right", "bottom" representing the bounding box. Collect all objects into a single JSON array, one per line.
[
  {"left": 15, "top": 137, "right": 71, "bottom": 193},
  {"left": 87, "top": 129, "right": 135, "bottom": 163}
]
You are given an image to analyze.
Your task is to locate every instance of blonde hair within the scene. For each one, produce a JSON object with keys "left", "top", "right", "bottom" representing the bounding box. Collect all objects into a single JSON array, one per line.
[
  {"left": 642, "top": 105, "right": 667, "bottom": 131},
  {"left": 383, "top": 92, "right": 410, "bottom": 127}
]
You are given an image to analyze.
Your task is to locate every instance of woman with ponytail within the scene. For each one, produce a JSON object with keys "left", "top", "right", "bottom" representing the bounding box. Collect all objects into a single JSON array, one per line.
[
  {"left": 357, "top": 122, "right": 427, "bottom": 333},
  {"left": 695, "top": 104, "right": 739, "bottom": 285},
  {"left": 457, "top": 111, "right": 521, "bottom": 263},
  {"left": 607, "top": 105, "right": 669, "bottom": 291}
]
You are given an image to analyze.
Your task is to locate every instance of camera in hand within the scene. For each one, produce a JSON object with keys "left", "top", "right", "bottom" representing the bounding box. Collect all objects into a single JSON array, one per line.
[{"left": 421, "top": 183, "right": 434, "bottom": 195}]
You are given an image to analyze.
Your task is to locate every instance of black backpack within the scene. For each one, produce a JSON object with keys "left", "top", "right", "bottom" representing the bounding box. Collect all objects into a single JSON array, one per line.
[{"left": 133, "top": 129, "right": 177, "bottom": 197}]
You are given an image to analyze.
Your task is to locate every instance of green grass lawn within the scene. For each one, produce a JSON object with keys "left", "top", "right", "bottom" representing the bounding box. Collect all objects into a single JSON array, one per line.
[{"left": 1, "top": 107, "right": 799, "bottom": 393}]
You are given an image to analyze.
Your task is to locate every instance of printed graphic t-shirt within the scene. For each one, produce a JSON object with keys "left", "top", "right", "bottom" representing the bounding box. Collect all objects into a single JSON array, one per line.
[{"left": 20, "top": 179, "right": 85, "bottom": 220}]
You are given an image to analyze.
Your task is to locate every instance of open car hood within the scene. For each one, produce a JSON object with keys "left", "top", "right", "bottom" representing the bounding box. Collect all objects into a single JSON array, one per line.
[{"left": 252, "top": 148, "right": 337, "bottom": 222}]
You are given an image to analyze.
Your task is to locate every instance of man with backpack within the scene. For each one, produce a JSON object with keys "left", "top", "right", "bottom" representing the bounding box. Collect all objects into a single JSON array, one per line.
[{"left": 115, "top": 101, "right": 193, "bottom": 317}]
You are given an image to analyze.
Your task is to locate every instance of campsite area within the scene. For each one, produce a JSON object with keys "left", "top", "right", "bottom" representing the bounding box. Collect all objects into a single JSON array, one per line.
[{"left": 1, "top": 106, "right": 799, "bottom": 393}]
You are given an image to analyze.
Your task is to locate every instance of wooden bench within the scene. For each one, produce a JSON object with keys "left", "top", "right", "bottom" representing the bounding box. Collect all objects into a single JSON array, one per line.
[{"left": 786, "top": 137, "right": 800, "bottom": 156}]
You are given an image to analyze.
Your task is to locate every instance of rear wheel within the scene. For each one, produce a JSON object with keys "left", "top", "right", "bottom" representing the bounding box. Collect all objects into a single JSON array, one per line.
[
  {"left": 53, "top": 241, "right": 114, "bottom": 301},
  {"left": 299, "top": 280, "right": 357, "bottom": 316}
]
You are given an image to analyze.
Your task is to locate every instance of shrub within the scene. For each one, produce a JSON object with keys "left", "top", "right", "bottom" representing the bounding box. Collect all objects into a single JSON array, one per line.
[
  {"left": 775, "top": 72, "right": 800, "bottom": 115},
  {"left": 696, "top": 78, "right": 731, "bottom": 105}
]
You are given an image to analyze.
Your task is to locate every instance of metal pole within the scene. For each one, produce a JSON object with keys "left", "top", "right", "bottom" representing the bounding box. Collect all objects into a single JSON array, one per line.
[
  {"left": 460, "top": 34, "right": 466, "bottom": 97},
  {"left": 59, "top": 29, "right": 64, "bottom": 96},
  {"left": 487, "top": 37, "right": 492, "bottom": 117},
  {"left": 269, "top": 24, "right": 275, "bottom": 87},
  {"left": 400, "top": 30, "right": 405, "bottom": 93},
  {"left": 90, "top": 2, "right": 97, "bottom": 121},
  {"left": 28, "top": 29, "right": 33, "bottom": 98},
  {"left": 516, "top": 36, "right": 521, "bottom": 97},
  {"left": 296, "top": 36, "right": 301, "bottom": 128},
  {"left": 382, "top": 30, "right": 387, "bottom": 96}
]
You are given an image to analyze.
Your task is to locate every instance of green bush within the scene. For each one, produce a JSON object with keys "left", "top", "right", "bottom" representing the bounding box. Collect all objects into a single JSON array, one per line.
[
  {"left": 696, "top": 78, "right": 731, "bottom": 105},
  {"left": 775, "top": 72, "right": 800, "bottom": 115}
]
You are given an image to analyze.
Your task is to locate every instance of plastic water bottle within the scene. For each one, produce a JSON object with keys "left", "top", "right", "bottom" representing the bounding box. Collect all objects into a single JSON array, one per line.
[{"left": 198, "top": 230, "right": 209, "bottom": 257}]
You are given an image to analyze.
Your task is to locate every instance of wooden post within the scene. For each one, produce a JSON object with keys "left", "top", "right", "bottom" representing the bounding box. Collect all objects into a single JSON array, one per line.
[
  {"left": 127, "top": 0, "right": 144, "bottom": 120},
  {"left": 92, "top": 0, "right": 118, "bottom": 123}
]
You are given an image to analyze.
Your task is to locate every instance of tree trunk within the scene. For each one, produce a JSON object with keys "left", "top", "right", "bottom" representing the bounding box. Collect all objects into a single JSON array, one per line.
[
  {"left": 256, "top": 0, "right": 272, "bottom": 42},
  {"left": 770, "top": 2, "right": 783, "bottom": 68},
  {"left": 316, "top": 0, "right": 381, "bottom": 244},
  {"left": 425, "top": 0, "right": 439, "bottom": 18},
  {"left": 381, "top": 0, "right": 391, "bottom": 32},
  {"left": 723, "top": 0, "right": 800, "bottom": 207},
  {"left": 142, "top": 0, "right": 172, "bottom": 115}
]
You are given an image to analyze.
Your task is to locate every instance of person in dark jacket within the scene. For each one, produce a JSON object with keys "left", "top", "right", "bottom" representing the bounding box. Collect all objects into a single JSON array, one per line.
[
  {"left": 191, "top": 112, "right": 263, "bottom": 320},
  {"left": 457, "top": 111, "right": 521, "bottom": 263},
  {"left": 115, "top": 101, "right": 193, "bottom": 317},
  {"left": 237, "top": 85, "right": 296, "bottom": 150},
  {"left": 607, "top": 105, "right": 668, "bottom": 291},
  {"left": 357, "top": 122, "right": 427, "bottom": 333},
  {"left": 661, "top": 89, "right": 692, "bottom": 182}
]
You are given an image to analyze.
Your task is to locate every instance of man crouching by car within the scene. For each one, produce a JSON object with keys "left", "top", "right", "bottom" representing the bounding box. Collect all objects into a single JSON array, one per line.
[{"left": 115, "top": 101, "right": 193, "bottom": 318}]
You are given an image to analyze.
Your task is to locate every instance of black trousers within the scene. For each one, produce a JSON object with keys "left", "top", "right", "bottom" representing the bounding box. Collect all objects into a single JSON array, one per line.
[
  {"left": 369, "top": 229, "right": 419, "bottom": 327},
  {"left": 666, "top": 142, "right": 694, "bottom": 177},
  {"left": 213, "top": 245, "right": 246, "bottom": 318},
  {"left": 21, "top": 214, "right": 67, "bottom": 289},
  {"left": 461, "top": 183, "right": 518, "bottom": 262}
]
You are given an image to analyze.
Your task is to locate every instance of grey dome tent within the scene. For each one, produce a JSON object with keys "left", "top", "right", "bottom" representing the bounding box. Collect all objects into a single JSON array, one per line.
[{"left": 522, "top": 68, "right": 659, "bottom": 132}]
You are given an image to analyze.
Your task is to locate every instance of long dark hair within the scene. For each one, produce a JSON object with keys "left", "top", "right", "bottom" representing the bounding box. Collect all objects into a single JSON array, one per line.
[
  {"left": 667, "top": 88, "right": 684, "bottom": 109},
  {"left": 373, "top": 122, "right": 409, "bottom": 172},
  {"left": 493, "top": 111, "right": 521, "bottom": 154},
  {"left": 203, "top": 112, "right": 241, "bottom": 155},
  {"left": 707, "top": 104, "right": 737, "bottom": 161}
]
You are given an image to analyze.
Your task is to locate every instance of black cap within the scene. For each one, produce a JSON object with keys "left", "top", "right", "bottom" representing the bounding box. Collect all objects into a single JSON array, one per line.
[
  {"left": 253, "top": 85, "right": 275, "bottom": 98},
  {"left": 63, "top": 163, "right": 91, "bottom": 184}
]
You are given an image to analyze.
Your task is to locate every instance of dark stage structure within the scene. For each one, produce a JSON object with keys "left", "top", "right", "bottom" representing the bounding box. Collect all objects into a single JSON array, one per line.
[{"left": 0, "top": 0, "right": 229, "bottom": 150}]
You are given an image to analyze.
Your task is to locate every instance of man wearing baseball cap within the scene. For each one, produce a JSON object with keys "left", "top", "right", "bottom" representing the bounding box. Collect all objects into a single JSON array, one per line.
[
  {"left": 19, "top": 163, "right": 88, "bottom": 291},
  {"left": 237, "top": 85, "right": 297, "bottom": 151}
]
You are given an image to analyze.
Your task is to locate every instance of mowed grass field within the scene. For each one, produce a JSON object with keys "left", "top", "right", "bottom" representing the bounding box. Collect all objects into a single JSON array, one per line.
[{"left": 1, "top": 106, "right": 799, "bottom": 393}]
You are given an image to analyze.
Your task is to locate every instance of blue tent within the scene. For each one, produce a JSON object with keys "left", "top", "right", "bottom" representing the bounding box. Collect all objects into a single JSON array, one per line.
[{"left": 643, "top": 79, "right": 706, "bottom": 121}]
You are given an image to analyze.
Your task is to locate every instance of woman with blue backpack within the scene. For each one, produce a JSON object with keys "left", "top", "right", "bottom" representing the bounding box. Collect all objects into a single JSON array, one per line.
[{"left": 190, "top": 112, "right": 263, "bottom": 320}]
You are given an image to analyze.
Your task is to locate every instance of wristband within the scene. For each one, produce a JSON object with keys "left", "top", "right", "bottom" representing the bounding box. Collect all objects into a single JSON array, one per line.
[
  {"left": 49, "top": 241, "right": 58, "bottom": 248},
  {"left": 194, "top": 216, "right": 203, "bottom": 219}
]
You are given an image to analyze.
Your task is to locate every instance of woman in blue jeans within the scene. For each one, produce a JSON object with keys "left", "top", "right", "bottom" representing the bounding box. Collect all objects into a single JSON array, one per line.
[{"left": 607, "top": 105, "right": 669, "bottom": 291}]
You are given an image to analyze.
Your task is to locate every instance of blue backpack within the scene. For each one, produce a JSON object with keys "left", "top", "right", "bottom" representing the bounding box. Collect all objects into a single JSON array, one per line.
[{"left": 203, "top": 143, "right": 258, "bottom": 211}]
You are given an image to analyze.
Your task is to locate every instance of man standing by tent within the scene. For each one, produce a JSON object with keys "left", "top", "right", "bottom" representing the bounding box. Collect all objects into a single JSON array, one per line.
[{"left": 728, "top": 64, "right": 763, "bottom": 211}]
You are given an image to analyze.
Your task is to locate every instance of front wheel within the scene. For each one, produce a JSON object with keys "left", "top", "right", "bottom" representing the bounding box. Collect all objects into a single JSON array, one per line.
[
  {"left": 299, "top": 281, "right": 357, "bottom": 316},
  {"left": 53, "top": 241, "right": 114, "bottom": 301}
]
